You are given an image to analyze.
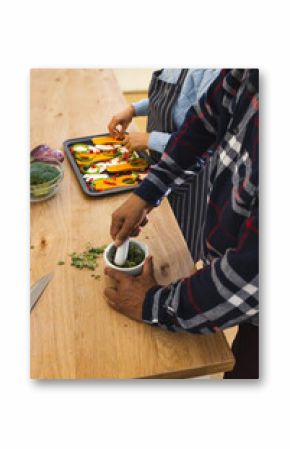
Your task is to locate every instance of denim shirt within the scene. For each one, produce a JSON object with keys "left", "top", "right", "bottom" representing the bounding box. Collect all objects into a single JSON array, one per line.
[{"left": 132, "top": 69, "right": 220, "bottom": 153}]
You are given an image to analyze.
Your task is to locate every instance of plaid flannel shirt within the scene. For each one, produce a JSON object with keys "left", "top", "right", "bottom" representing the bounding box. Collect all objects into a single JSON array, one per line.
[{"left": 135, "top": 69, "right": 259, "bottom": 334}]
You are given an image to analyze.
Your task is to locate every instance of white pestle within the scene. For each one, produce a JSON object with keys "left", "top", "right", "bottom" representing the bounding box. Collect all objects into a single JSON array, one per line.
[{"left": 114, "top": 238, "right": 130, "bottom": 266}]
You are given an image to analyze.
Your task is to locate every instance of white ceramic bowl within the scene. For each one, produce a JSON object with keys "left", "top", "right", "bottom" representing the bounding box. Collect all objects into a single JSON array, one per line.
[{"left": 103, "top": 239, "right": 148, "bottom": 276}]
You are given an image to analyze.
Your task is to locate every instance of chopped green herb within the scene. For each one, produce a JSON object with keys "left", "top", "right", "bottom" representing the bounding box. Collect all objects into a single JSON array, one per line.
[
  {"left": 87, "top": 244, "right": 107, "bottom": 255},
  {"left": 57, "top": 260, "right": 65, "bottom": 265},
  {"left": 86, "top": 262, "right": 95, "bottom": 270},
  {"left": 115, "top": 149, "right": 123, "bottom": 158},
  {"left": 69, "top": 244, "right": 107, "bottom": 271}
]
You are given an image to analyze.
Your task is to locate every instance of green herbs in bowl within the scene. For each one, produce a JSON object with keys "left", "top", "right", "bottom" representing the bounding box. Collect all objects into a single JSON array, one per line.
[
  {"left": 108, "top": 241, "right": 145, "bottom": 268},
  {"left": 104, "top": 239, "right": 148, "bottom": 276},
  {"left": 30, "top": 160, "right": 64, "bottom": 202}
]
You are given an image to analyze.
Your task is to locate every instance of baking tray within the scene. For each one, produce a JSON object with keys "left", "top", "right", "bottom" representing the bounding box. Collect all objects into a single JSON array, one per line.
[{"left": 63, "top": 133, "right": 151, "bottom": 198}]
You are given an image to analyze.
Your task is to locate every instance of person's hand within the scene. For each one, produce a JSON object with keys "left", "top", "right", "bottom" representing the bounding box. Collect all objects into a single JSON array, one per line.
[
  {"left": 111, "top": 194, "right": 153, "bottom": 246},
  {"left": 122, "top": 132, "right": 149, "bottom": 151},
  {"left": 107, "top": 105, "right": 135, "bottom": 138},
  {"left": 104, "top": 256, "right": 158, "bottom": 321}
]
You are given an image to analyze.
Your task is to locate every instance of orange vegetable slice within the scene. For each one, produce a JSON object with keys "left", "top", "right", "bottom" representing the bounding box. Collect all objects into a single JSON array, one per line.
[
  {"left": 91, "top": 136, "right": 123, "bottom": 145},
  {"left": 94, "top": 153, "right": 115, "bottom": 162},
  {"left": 75, "top": 152, "right": 95, "bottom": 160},
  {"left": 116, "top": 175, "right": 139, "bottom": 186},
  {"left": 94, "top": 179, "right": 118, "bottom": 191},
  {"left": 94, "top": 174, "right": 138, "bottom": 191},
  {"left": 106, "top": 159, "right": 148, "bottom": 173},
  {"left": 75, "top": 152, "right": 115, "bottom": 167}
]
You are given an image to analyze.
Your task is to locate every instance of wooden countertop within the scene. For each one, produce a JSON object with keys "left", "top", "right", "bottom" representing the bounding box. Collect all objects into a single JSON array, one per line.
[{"left": 30, "top": 69, "right": 234, "bottom": 379}]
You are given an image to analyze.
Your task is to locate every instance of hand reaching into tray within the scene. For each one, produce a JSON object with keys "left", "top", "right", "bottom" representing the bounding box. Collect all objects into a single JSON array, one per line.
[
  {"left": 122, "top": 132, "right": 149, "bottom": 151},
  {"left": 111, "top": 194, "right": 153, "bottom": 246},
  {"left": 108, "top": 105, "right": 135, "bottom": 139},
  {"left": 107, "top": 106, "right": 149, "bottom": 151}
]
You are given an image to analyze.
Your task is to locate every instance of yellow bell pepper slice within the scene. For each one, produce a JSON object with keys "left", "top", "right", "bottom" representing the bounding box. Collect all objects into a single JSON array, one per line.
[
  {"left": 94, "top": 179, "right": 119, "bottom": 191},
  {"left": 116, "top": 175, "right": 139, "bottom": 186},
  {"left": 91, "top": 136, "right": 123, "bottom": 145},
  {"left": 106, "top": 159, "right": 148, "bottom": 173},
  {"left": 75, "top": 152, "right": 116, "bottom": 167},
  {"left": 75, "top": 153, "right": 96, "bottom": 161},
  {"left": 94, "top": 174, "right": 138, "bottom": 191}
]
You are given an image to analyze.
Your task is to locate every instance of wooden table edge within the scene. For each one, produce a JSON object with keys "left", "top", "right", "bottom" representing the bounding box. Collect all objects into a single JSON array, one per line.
[{"left": 30, "top": 356, "right": 234, "bottom": 380}]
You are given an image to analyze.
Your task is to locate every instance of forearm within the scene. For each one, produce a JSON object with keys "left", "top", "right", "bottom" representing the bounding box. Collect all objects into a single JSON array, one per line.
[{"left": 142, "top": 207, "right": 259, "bottom": 333}]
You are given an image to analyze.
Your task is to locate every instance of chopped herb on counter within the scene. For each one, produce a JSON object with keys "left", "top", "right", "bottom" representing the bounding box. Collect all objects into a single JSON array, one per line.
[
  {"left": 90, "top": 274, "right": 101, "bottom": 280},
  {"left": 57, "top": 260, "right": 65, "bottom": 265},
  {"left": 70, "top": 244, "right": 107, "bottom": 271}
]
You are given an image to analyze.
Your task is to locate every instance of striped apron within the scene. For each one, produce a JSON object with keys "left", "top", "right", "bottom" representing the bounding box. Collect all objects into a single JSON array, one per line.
[{"left": 147, "top": 69, "right": 210, "bottom": 262}]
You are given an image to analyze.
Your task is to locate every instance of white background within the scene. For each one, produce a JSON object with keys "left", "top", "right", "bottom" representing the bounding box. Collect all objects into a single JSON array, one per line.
[{"left": 0, "top": 1, "right": 289, "bottom": 448}]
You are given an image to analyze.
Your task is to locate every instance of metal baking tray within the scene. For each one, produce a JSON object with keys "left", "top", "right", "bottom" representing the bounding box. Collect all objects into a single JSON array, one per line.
[{"left": 63, "top": 133, "right": 150, "bottom": 198}]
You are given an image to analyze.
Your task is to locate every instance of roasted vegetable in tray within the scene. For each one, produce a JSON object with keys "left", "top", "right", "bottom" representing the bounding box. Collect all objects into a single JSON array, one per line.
[
  {"left": 93, "top": 174, "right": 139, "bottom": 191},
  {"left": 68, "top": 135, "right": 149, "bottom": 193},
  {"left": 75, "top": 152, "right": 116, "bottom": 165},
  {"left": 106, "top": 160, "right": 148, "bottom": 173},
  {"left": 91, "top": 136, "right": 123, "bottom": 145}
]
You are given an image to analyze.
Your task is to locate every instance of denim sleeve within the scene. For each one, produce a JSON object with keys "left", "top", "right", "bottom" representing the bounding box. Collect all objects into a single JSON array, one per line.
[
  {"left": 148, "top": 131, "right": 171, "bottom": 153},
  {"left": 132, "top": 99, "right": 149, "bottom": 116}
]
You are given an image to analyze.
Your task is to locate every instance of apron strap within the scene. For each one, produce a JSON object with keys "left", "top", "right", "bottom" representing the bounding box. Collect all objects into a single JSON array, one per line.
[
  {"left": 176, "top": 68, "right": 189, "bottom": 86},
  {"left": 147, "top": 68, "right": 189, "bottom": 141}
]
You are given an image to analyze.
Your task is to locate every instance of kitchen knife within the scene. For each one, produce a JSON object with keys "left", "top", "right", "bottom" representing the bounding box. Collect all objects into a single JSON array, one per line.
[{"left": 30, "top": 272, "right": 53, "bottom": 312}]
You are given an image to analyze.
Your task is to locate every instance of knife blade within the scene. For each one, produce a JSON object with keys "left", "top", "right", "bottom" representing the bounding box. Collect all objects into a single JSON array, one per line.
[{"left": 30, "top": 272, "right": 53, "bottom": 312}]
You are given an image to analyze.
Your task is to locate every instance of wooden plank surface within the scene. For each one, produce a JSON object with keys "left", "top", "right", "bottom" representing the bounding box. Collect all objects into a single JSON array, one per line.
[{"left": 30, "top": 69, "right": 234, "bottom": 379}]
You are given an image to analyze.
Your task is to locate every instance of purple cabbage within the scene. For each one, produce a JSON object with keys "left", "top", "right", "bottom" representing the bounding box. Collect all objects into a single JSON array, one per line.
[{"left": 31, "top": 144, "right": 64, "bottom": 162}]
